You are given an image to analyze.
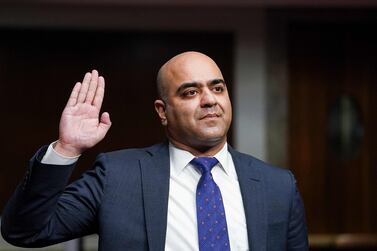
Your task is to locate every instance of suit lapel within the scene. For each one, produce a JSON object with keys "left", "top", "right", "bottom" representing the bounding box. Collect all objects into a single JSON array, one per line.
[
  {"left": 229, "top": 147, "right": 267, "bottom": 251},
  {"left": 139, "top": 143, "right": 267, "bottom": 250},
  {"left": 140, "top": 143, "right": 170, "bottom": 251}
]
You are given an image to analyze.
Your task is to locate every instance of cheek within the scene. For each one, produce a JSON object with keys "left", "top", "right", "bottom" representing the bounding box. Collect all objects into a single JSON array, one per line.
[
  {"left": 167, "top": 104, "right": 197, "bottom": 124},
  {"left": 221, "top": 99, "right": 232, "bottom": 117},
  {"left": 179, "top": 102, "right": 198, "bottom": 116},
  {"left": 226, "top": 104, "right": 232, "bottom": 120}
]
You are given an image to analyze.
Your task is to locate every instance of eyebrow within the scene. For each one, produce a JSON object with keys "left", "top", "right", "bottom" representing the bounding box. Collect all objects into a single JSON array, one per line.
[
  {"left": 209, "top": 79, "right": 225, "bottom": 86},
  {"left": 176, "top": 78, "right": 226, "bottom": 94}
]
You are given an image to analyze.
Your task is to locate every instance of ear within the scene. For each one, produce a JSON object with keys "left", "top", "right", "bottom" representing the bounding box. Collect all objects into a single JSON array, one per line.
[{"left": 154, "top": 99, "right": 167, "bottom": 126}]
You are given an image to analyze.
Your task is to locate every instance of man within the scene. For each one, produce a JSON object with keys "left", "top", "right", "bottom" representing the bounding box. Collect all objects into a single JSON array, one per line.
[{"left": 1, "top": 52, "right": 308, "bottom": 250}]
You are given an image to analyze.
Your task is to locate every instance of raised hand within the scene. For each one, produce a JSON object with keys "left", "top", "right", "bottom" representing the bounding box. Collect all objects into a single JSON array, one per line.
[{"left": 54, "top": 70, "right": 112, "bottom": 157}]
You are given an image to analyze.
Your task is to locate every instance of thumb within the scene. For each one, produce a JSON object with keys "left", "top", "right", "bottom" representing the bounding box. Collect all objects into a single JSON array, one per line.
[
  {"left": 100, "top": 112, "right": 111, "bottom": 126},
  {"left": 98, "top": 112, "right": 112, "bottom": 136}
]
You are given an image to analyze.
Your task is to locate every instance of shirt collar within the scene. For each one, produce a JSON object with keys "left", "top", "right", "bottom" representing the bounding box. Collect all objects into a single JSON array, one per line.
[{"left": 169, "top": 142, "right": 230, "bottom": 176}]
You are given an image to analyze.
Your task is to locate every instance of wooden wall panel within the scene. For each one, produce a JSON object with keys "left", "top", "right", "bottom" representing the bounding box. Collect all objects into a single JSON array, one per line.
[{"left": 288, "top": 22, "right": 377, "bottom": 234}]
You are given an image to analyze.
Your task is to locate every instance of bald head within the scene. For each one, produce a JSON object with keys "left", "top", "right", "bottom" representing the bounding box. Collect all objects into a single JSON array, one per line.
[
  {"left": 154, "top": 51, "right": 232, "bottom": 155},
  {"left": 156, "top": 51, "right": 223, "bottom": 102}
]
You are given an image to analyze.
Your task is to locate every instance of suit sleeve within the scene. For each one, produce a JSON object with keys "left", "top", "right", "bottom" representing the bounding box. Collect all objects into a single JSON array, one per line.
[
  {"left": 287, "top": 171, "right": 309, "bottom": 251},
  {"left": 1, "top": 146, "right": 107, "bottom": 248}
]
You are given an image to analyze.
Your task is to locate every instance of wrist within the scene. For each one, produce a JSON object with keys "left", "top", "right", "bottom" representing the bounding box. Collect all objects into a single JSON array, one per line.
[{"left": 54, "top": 140, "right": 83, "bottom": 157}]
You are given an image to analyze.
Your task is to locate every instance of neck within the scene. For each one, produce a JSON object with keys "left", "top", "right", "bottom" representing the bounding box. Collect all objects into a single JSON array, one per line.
[{"left": 169, "top": 138, "right": 226, "bottom": 157}]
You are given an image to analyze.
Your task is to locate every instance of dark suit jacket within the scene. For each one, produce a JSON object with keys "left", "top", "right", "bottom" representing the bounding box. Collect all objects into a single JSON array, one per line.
[{"left": 1, "top": 142, "right": 308, "bottom": 251}]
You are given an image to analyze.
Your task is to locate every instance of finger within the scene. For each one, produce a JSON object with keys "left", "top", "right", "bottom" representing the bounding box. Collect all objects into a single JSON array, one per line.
[
  {"left": 100, "top": 112, "right": 111, "bottom": 126},
  {"left": 98, "top": 112, "right": 112, "bottom": 138},
  {"left": 65, "top": 82, "right": 81, "bottom": 107},
  {"left": 85, "top": 70, "right": 99, "bottom": 104},
  {"left": 77, "top": 72, "right": 92, "bottom": 103},
  {"left": 93, "top": 76, "right": 105, "bottom": 109}
]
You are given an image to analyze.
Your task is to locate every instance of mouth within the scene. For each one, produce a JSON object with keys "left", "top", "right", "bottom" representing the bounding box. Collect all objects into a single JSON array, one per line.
[{"left": 200, "top": 113, "right": 220, "bottom": 120}]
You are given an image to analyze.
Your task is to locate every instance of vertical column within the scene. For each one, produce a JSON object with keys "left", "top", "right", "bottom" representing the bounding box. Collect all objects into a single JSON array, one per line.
[{"left": 233, "top": 9, "right": 267, "bottom": 160}]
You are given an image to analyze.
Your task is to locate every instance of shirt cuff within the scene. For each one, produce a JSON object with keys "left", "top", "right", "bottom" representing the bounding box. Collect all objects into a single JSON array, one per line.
[{"left": 41, "top": 141, "right": 80, "bottom": 165}]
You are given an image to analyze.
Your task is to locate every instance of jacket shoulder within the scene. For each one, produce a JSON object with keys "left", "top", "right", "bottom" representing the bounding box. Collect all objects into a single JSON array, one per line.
[
  {"left": 96, "top": 142, "right": 167, "bottom": 163},
  {"left": 231, "top": 149, "right": 295, "bottom": 184}
]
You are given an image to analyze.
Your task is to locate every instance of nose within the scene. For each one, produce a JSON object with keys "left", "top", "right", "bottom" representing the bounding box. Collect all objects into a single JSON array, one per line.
[{"left": 200, "top": 88, "right": 217, "bottom": 107}]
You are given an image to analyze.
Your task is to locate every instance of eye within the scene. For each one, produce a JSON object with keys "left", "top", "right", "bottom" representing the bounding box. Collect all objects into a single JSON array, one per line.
[
  {"left": 182, "top": 89, "right": 198, "bottom": 97},
  {"left": 213, "top": 85, "right": 224, "bottom": 93}
]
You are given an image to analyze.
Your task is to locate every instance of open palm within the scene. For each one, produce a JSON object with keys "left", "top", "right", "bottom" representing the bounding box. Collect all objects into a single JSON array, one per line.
[{"left": 55, "top": 70, "right": 111, "bottom": 156}]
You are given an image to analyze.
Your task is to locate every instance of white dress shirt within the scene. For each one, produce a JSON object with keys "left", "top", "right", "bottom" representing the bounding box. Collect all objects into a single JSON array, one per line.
[
  {"left": 41, "top": 142, "right": 249, "bottom": 251},
  {"left": 165, "top": 143, "right": 249, "bottom": 251}
]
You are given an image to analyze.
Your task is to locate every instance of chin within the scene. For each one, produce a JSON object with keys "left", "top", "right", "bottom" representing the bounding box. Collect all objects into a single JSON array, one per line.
[
  {"left": 200, "top": 127, "right": 226, "bottom": 138},
  {"left": 197, "top": 132, "right": 226, "bottom": 145}
]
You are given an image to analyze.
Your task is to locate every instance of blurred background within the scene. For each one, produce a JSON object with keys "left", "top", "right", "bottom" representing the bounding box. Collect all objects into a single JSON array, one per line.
[{"left": 0, "top": 0, "right": 376, "bottom": 250}]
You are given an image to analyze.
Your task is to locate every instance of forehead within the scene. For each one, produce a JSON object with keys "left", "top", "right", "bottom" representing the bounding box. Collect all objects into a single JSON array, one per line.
[{"left": 164, "top": 55, "right": 224, "bottom": 89}]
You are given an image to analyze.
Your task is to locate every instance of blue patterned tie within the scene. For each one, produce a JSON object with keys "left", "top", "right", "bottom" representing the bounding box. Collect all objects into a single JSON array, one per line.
[{"left": 190, "top": 157, "right": 231, "bottom": 251}]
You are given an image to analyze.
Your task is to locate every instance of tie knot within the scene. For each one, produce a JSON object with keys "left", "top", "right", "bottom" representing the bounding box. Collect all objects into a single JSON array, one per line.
[{"left": 190, "top": 157, "right": 219, "bottom": 174}]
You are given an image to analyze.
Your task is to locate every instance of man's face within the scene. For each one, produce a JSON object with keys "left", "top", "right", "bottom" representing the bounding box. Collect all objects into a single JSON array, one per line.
[{"left": 155, "top": 52, "right": 232, "bottom": 150}]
